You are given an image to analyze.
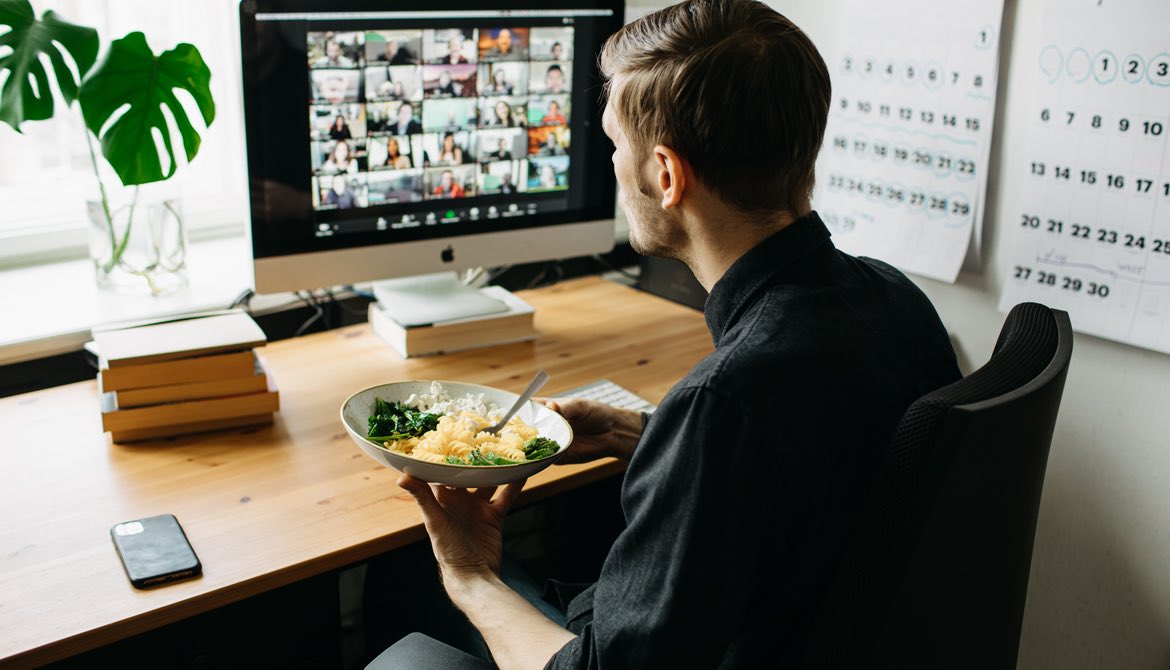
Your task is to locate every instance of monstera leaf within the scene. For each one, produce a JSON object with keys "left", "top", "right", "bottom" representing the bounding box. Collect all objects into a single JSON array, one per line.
[
  {"left": 0, "top": 0, "right": 98, "bottom": 131},
  {"left": 78, "top": 32, "right": 215, "bottom": 186}
]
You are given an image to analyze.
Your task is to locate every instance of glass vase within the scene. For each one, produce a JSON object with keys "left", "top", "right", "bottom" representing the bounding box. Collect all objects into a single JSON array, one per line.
[{"left": 88, "top": 193, "right": 188, "bottom": 297}]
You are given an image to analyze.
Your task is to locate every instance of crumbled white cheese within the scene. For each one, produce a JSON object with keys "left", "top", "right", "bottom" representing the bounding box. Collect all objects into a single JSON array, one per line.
[{"left": 402, "top": 381, "right": 504, "bottom": 420}]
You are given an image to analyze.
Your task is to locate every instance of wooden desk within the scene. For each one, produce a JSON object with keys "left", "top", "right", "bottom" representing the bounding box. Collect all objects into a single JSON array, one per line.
[{"left": 0, "top": 277, "right": 712, "bottom": 669}]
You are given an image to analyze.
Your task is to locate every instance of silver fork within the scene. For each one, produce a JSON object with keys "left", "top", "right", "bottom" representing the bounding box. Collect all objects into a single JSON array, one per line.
[{"left": 484, "top": 370, "right": 550, "bottom": 434}]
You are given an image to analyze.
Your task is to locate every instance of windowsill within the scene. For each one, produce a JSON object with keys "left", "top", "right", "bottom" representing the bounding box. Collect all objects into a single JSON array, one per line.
[{"left": 0, "top": 237, "right": 255, "bottom": 366}]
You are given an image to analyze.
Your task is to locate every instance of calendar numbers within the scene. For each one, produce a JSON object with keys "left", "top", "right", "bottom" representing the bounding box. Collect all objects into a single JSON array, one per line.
[
  {"left": 1025, "top": 160, "right": 1167, "bottom": 197},
  {"left": 1017, "top": 212, "right": 1170, "bottom": 253},
  {"left": 1039, "top": 45, "right": 1170, "bottom": 89},
  {"left": 1012, "top": 265, "right": 1111, "bottom": 298},
  {"left": 1037, "top": 108, "right": 1167, "bottom": 137}
]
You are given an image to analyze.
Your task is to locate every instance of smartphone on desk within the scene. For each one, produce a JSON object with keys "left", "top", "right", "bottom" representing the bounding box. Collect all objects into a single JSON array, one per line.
[{"left": 111, "top": 514, "right": 202, "bottom": 589}]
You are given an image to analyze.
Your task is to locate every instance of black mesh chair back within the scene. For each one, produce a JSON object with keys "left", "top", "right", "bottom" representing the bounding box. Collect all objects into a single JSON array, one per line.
[{"left": 802, "top": 303, "right": 1073, "bottom": 669}]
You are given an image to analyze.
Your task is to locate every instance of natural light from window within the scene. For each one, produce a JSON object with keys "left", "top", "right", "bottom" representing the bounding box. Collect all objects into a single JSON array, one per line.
[{"left": 0, "top": 0, "right": 247, "bottom": 268}]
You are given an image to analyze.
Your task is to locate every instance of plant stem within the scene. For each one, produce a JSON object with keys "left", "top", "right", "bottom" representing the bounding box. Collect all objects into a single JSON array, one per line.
[{"left": 84, "top": 127, "right": 117, "bottom": 270}]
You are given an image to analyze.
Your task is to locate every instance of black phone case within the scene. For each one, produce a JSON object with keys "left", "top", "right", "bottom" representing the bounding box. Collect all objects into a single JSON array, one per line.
[{"left": 111, "top": 514, "right": 202, "bottom": 589}]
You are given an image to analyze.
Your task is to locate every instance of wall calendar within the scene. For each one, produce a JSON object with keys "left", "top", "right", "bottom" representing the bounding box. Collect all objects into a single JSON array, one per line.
[
  {"left": 812, "top": 0, "right": 1006, "bottom": 282},
  {"left": 999, "top": 0, "right": 1170, "bottom": 353}
]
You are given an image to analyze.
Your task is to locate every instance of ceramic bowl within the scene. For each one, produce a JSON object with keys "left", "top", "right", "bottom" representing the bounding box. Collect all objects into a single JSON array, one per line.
[{"left": 341, "top": 380, "right": 573, "bottom": 487}]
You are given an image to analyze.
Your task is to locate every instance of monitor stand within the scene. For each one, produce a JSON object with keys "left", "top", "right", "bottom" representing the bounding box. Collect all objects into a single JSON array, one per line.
[{"left": 371, "top": 272, "right": 510, "bottom": 327}]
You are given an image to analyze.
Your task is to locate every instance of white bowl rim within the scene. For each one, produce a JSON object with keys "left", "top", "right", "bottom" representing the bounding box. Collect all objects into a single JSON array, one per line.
[{"left": 340, "top": 379, "right": 574, "bottom": 470}]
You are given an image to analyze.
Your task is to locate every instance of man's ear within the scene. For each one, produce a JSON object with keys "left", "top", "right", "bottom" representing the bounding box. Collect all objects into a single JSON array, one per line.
[{"left": 652, "top": 144, "right": 687, "bottom": 209}]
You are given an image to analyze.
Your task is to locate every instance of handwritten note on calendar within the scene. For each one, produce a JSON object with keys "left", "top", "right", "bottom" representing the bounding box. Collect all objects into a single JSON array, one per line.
[
  {"left": 812, "top": 0, "right": 1005, "bottom": 282},
  {"left": 999, "top": 0, "right": 1170, "bottom": 354}
]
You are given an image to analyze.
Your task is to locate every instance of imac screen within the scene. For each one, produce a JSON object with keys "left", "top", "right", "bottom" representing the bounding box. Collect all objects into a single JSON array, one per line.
[{"left": 242, "top": 2, "right": 621, "bottom": 261}]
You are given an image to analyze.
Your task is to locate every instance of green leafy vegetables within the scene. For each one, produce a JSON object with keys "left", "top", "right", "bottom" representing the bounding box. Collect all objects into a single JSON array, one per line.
[
  {"left": 367, "top": 399, "right": 440, "bottom": 442},
  {"left": 443, "top": 437, "right": 563, "bottom": 467}
]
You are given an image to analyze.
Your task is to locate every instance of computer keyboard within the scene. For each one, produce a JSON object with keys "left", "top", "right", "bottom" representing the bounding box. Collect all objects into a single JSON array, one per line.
[{"left": 554, "top": 379, "right": 656, "bottom": 413}]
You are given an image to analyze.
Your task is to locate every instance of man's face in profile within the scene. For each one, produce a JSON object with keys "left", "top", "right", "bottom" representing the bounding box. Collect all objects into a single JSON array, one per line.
[{"left": 602, "top": 80, "right": 680, "bottom": 259}]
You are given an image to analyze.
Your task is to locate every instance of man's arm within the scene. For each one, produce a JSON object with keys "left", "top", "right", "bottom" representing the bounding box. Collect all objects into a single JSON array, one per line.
[
  {"left": 396, "top": 477, "right": 576, "bottom": 670},
  {"left": 445, "top": 572, "right": 575, "bottom": 669}
]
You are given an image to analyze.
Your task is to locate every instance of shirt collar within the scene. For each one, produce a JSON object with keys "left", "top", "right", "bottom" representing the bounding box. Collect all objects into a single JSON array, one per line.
[{"left": 703, "top": 211, "right": 833, "bottom": 344}]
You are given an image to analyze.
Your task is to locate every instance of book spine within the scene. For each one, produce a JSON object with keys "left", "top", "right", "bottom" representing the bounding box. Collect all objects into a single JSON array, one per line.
[
  {"left": 100, "top": 350, "right": 257, "bottom": 392},
  {"left": 101, "top": 390, "right": 280, "bottom": 432},
  {"left": 115, "top": 372, "right": 269, "bottom": 408}
]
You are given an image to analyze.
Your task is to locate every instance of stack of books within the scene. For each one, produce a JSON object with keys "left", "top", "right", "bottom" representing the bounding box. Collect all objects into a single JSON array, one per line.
[
  {"left": 368, "top": 285, "right": 537, "bottom": 358},
  {"left": 93, "top": 311, "right": 279, "bottom": 442}
]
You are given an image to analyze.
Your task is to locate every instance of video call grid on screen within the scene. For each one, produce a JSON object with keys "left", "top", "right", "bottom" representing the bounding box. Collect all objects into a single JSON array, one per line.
[{"left": 306, "top": 22, "right": 577, "bottom": 217}]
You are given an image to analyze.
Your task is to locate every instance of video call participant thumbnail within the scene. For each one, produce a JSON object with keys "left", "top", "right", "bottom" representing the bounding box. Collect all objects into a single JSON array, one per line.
[
  {"left": 529, "top": 26, "right": 574, "bottom": 61},
  {"left": 527, "top": 155, "right": 568, "bottom": 191},
  {"left": 424, "top": 29, "right": 478, "bottom": 64},
  {"left": 308, "top": 31, "right": 362, "bottom": 69},
  {"left": 422, "top": 64, "right": 478, "bottom": 98},
  {"left": 364, "top": 65, "right": 422, "bottom": 102},
  {"left": 367, "top": 30, "right": 422, "bottom": 65},
  {"left": 478, "top": 27, "right": 529, "bottom": 61},
  {"left": 478, "top": 61, "right": 528, "bottom": 96},
  {"left": 528, "top": 62, "right": 570, "bottom": 95},
  {"left": 367, "top": 169, "right": 424, "bottom": 205},
  {"left": 426, "top": 165, "right": 476, "bottom": 199},
  {"left": 479, "top": 97, "right": 527, "bottom": 129},
  {"left": 310, "top": 70, "right": 362, "bottom": 105}
]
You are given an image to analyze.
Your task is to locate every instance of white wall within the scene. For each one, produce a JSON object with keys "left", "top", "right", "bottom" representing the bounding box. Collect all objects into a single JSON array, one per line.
[{"left": 628, "top": 1, "right": 1170, "bottom": 667}]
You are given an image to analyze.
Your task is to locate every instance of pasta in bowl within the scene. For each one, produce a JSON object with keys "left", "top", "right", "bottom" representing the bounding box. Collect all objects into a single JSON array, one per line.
[{"left": 341, "top": 380, "right": 573, "bottom": 487}]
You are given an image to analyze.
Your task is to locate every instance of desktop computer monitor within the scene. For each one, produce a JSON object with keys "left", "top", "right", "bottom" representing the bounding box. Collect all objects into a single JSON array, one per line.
[{"left": 239, "top": 0, "right": 624, "bottom": 295}]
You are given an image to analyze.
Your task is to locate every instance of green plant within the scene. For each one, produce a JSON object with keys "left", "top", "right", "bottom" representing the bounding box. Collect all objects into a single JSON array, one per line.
[{"left": 0, "top": 0, "right": 215, "bottom": 274}]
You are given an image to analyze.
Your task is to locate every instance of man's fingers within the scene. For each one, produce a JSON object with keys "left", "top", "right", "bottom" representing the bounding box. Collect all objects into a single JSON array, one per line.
[
  {"left": 545, "top": 399, "right": 561, "bottom": 414},
  {"left": 474, "top": 486, "right": 498, "bottom": 500},
  {"left": 493, "top": 480, "right": 526, "bottom": 512},
  {"left": 398, "top": 474, "right": 446, "bottom": 519}
]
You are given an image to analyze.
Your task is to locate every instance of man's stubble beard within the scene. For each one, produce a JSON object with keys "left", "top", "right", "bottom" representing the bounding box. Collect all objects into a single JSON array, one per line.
[{"left": 625, "top": 170, "right": 685, "bottom": 263}]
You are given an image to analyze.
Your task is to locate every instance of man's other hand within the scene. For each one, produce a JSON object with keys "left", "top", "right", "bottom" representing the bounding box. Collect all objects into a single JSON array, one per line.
[{"left": 540, "top": 398, "right": 643, "bottom": 463}]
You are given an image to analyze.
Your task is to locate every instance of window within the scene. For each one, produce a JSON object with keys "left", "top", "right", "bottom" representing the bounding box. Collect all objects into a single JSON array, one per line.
[{"left": 0, "top": 0, "right": 248, "bottom": 267}]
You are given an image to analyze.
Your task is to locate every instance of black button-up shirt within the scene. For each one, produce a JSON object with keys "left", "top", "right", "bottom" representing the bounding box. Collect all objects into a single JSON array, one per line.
[{"left": 547, "top": 212, "right": 961, "bottom": 668}]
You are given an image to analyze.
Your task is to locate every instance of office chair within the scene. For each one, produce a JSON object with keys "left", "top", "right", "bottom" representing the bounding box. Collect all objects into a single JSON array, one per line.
[{"left": 802, "top": 303, "right": 1073, "bottom": 669}]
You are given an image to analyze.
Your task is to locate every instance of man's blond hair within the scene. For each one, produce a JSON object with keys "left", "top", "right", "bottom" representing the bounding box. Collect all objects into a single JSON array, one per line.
[{"left": 599, "top": 0, "right": 831, "bottom": 215}]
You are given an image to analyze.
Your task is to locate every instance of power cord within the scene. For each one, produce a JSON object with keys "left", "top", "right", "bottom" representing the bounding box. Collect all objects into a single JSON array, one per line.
[
  {"left": 292, "top": 290, "right": 326, "bottom": 337},
  {"left": 228, "top": 288, "right": 255, "bottom": 312}
]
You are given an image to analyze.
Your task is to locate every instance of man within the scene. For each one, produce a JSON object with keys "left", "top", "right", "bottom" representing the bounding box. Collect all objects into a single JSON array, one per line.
[
  {"left": 540, "top": 100, "right": 567, "bottom": 125},
  {"left": 323, "top": 175, "right": 356, "bottom": 209},
  {"left": 377, "top": 0, "right": 960, "bottom": 667},
  {"left": 392, "top": 102, "right": 422, "bottom": 135},
  {"left": 498, "top": 172, "right": 517, "bottom": 194},
  {"left": 432, "top": 169, "right": 465, "bottom": 198},
  {"left": 489, "top": 138, "right": 513, "bottom": 161},
  {"left": 313, "top": 36, "right": 354, "bottom": 68},
  {"left": 484, "top": 28, "right": 524, "bottom": 60},
  {"left": 540, "top": 132, "right": 566, "bottom": 156},
  {"left": 543, "top": 64, "right": 566, "bottom": 94},
  {"left": 377, "top": 38, "right": 417, "bottom": 65}
]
